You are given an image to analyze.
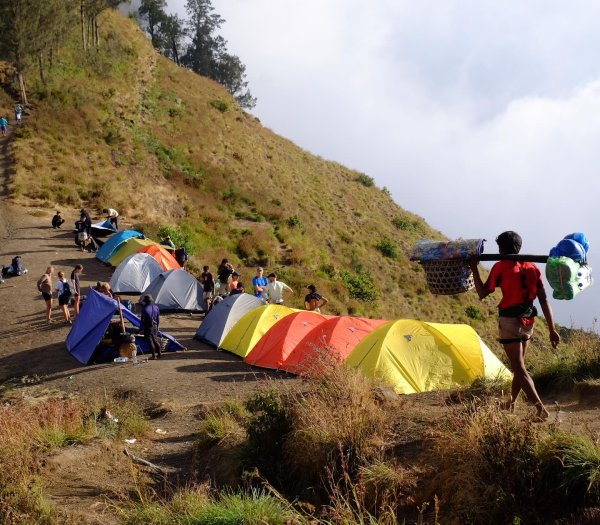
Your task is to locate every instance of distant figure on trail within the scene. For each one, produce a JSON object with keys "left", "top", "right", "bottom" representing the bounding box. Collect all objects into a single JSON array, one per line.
[
  {"left": 55, "top": 271, "right": 72, "bottom": 324},
  {"left": 14, "top": 104, "right": 23, "bottom": 125},
  {"left": 229, "top": 271, "right": 240, "bottom": 293},
  {"left": 0, "top": 116, "right": 7, "bottom": 137},
  {"left": 469, "top": 231, "right": 560, "bottom": 421},
  {"left": 304, "top": 284, "right": 328, "bottom": 312},
  {"left": 265, "top": 273, "right": 293, "bottom": 305},
  {"left": 217, "top": 258, "right": 235, "bottom": 297},
  {"left": 200, "top": 265, "right": 215, "bottom": 311},
  {"left": 37, "top": 266, "right": 54, "bottom": 323},
  {"left": 252, "top": 267, "right": 268, "bottom": 300},
  {"left": 70, "top": 264, "right": 83, "bottom": 319},
  {"left": 140, "top": 294, "right": 161, "bottom": 359},
  {"left": 52, "top": 211, "right": 65, "bottom": 229},
  {"left": 103, "top": 208, "right": 119, "bottom": 230}
]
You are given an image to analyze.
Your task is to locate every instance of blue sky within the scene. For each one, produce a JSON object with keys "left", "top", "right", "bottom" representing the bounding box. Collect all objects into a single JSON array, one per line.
[{"left": 156, "top": 1, "right": 600, "bottom": 328}]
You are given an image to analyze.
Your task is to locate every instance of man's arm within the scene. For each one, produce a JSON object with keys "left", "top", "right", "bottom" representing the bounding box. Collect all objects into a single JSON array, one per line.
[
  {"left": 537, "top": 283, "right": 560, "bottom": 348},
  {"left": 319, "top": 296, "right": 329, "bottom": 308},
  {"left": 469, "top": 257, "right": 492, "bottom": 300},
  {"left": 283, "top": 283, "right": 293, "bottom": 293}
]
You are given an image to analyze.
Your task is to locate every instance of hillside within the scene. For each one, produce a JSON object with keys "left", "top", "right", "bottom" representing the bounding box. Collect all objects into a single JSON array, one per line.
[{"left": 3, "top": 9, "right": 499, "bottom": 329}]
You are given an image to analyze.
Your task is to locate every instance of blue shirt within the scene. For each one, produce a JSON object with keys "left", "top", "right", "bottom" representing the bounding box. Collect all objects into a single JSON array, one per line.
[
  {"left": 252, "top": 276, "right": 269, "bottom": 298},
  {"left": 0, "top": 118, "right": 7, "bottom": 128}
]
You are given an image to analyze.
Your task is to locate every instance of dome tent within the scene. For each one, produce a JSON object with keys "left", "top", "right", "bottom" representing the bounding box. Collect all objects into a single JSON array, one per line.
[
  {"left": 142, "top": 269, "right": 204, "bottom": 312},
  {"left": 109, "top": 253, "right": 164, "bottom": 294},
  {"left": 195, "top": 293, "right": 264, "bottom": 347},
  {"left": 107, "top": 238, "right": 158, "bottom": 267},
  {"left": 96, "top": 230, "right": 144, "bottom": 262},
  {"left": 346, "top": 320, "right": 510, "bottom": 394},
  {"left": 138, "top": 244, "right": 181, "bottom": 271}
]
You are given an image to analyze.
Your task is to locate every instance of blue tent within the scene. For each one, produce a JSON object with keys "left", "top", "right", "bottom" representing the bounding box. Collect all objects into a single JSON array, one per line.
[
  {"left": 195, "top": 293, "right": 263, "bottom": 347},
  {"left": 66, "top": 289, "right": 185, "bottom": 364},
  {"left": 96, "top": 230, "right": 144, "bottom": 263}
]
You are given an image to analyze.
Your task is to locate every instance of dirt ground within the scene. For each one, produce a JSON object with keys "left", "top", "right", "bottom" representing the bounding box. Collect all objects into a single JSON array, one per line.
[{"left": 2, "top": 123, "right": 600, "bottom": 523}]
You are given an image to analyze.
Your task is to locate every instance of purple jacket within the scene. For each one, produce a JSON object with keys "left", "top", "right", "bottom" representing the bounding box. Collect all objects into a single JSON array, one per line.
[{"left": 141, "top": 303, "right": 160, "bottom": 329}]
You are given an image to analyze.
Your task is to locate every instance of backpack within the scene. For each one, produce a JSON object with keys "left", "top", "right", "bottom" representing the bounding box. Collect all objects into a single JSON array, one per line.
[{"left": 60, "top": 280, "right": 72, "bottom": 299}]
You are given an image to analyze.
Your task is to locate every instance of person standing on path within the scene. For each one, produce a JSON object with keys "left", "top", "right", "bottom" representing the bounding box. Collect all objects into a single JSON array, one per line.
[
  {"left": 217, "top": 258, "right": 235, "bottom": 297},
  {"left": 304, "top": 284, "right": 328, "bottom": 312},
  {"left": 14, "top": 104, "right": 23, "bottom": 125},
  {"left": 37, "top": 266, "right": 54, "bottom": 322},
  {"left": 70, "top": 264, "right": 83, "bottom": 319},
  {"left": 469, "top": 231, "right": 560, "bottom": 421},
  {"left": 140, "top": 294, "right": 161, "bottom": 359},
  {"left": 200, "top": 265, "right": 215, "bottom": 311},
  {"left": 265, "top": 273, "right": 293, "bottom": 305},
  {"left": 0, "top": 116, "right": 7, "bottom": 137},
  {"left": 55, "top": 271, "right": 72, "bottom": 324},
  {"left": 80, "top": 209, "right": 92, "bottom": 237},
  {"left": 252, "top": 267, "right": 269, "bottom": 301}
]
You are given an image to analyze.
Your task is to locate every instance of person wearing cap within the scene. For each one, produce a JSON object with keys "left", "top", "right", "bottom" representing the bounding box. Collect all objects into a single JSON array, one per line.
[
  {"left": 52, "top": 211, "right": 65, "bottom": 229},
  {"left": 140, "top": 294, "right": 161, "bottom": 359},
  {"left": 229, "top": 271, "right": 241, "bottom": 293},
  {"left": 265, "top": 273, "right": 293, "bottom": 305},
  {"left": 103, "top": 208, "right": 119, "bottom": 230},
  {"left": 304, "top": 284, "right": 328, "bottom": 312},
  {"left": 252, "top": 267, "right": 269, "bottom": 300}
]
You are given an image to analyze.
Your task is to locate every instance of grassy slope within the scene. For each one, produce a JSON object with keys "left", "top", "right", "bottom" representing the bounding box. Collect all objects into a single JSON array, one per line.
[{"left": 7, "top": 10, "right": 513, "bottom": 337}]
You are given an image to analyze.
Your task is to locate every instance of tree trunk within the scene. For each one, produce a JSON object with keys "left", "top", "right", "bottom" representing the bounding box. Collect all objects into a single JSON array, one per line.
[
  {"left": 18, "top": 72, "right": 28, "bottom": 106},
  {"left": 81, "top": 2, "right": 87, "bottom": 51},
  {"left": 172, "top": 40, "right": 180, "bottom": 66},
  {"left": 38, "top": 53, "right": 46, "bottom": 85},
  {"left": 94, "top": 15, "right": 99, "bottom": 47}
]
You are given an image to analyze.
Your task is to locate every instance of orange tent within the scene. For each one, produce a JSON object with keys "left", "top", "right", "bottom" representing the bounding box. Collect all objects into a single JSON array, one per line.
[
  {"left": 138, "top": 245, "right": 181, "bottom": 271},
  {"left": 245, "top": 311, "right": 333, "bottom": 371},
  {"left": 285, "top": 316, "right": 388, "bottom": 373}
]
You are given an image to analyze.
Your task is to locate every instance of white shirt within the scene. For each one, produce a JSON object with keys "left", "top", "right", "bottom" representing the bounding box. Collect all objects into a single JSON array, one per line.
[
  {"left": 265, "top": 281, "right": 293, "bottom": 304},
  {"left": 106, "top": 208, "right": 119, "bottom": 218}
]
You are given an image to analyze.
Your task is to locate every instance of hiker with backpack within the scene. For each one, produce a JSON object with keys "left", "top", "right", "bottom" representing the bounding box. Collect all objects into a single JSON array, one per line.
[
  {"left": 55, "top": 271, "right": 73, "bottom": 324},
  {"left": 14, "top": 104, "right": 23, "bottom": 125},
  {"left": 37, "top": 266, "right": 54, "bottom": 323},
  {"left": 469, "top": 231, "right": 560, "bottom": 421}
]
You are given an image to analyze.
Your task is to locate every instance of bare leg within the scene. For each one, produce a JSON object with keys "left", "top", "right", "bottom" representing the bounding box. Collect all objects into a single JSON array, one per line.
[
  {"left": 45, "top": 299, "right": 52, "bottom": 321},
  {"left": 504, "top": 341, "right": 548, "bottom": 419},
  {"left": 74, "top": 295, "right": 80, "bottom": 318}
]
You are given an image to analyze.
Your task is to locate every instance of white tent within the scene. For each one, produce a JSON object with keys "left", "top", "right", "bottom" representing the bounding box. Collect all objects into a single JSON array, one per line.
[
  {"left": 143, "top": 269, "right": 204, "bottom": 312},
  {"left": 109, "top": 253, "right": 164, "bottom": 294}
]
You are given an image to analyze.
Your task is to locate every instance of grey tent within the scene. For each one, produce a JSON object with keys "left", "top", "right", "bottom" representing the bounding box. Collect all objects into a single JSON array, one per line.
[
  {"left": 143, "top": 269, "right": 204, "bottom": 312},
  {"left": 195, "top": 293, "right": 264, "bottom": 347},
  {"left": 109, "top": 253, "right": 164, "bottom": 294}
]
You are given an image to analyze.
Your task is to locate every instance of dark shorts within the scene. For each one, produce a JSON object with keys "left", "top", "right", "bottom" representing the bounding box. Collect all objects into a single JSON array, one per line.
[
  {"left": 58, "top": 294, "right": 71, "bottom": 306},
  {"left": 42, "top": 292, "right": 52, "bottom": 301}
]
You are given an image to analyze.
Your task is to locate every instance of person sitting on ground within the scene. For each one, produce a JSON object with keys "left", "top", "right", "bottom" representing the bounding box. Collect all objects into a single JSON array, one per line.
[
  {"left": 94, "top": 281, "right": 103, "bottom": 292},
  {"left": 102, "top": 208, "right": 119, "bottom": 230},
  {"left": 230, "top": 282, "right": 245, "bottom": 295},
  {"left": 252, "top": 267, "right": 268, "bottom": 300},
  {"left": 265, "top": 273, "right": 294, "bottom": 305},
  {"left": 2, "top": 255, "right": 27, "bottom": 278},
  {"left": 304, "top": 284, "right": 328, "bottom": 312},
  {"left": 160, "top": 235, "right": 176, "bottom": 250},
  {"left": 0, "top": 116, "right": 7, "bottom": 137},
  {"left": 469, "top": 231, "right": 560, "bottom": 421},
  {"left": 37, "top": 266, "right": 54, "bottom": 322},
  {"left": 140, "top": 294, "right": 161, "bottom": 359},
  {"left": 70, "top": 264, "right": 83, "bottom": 319},
  {"left": 55, "top": 271, "right": 72, "bottom": 324},
  {"left": 100, "top": 282, "right": 113, "bottom": 298},
  {"left": 14, "top": 104, "right": 23, "bottom": 125},
  {"left": 217, "top": 258, "right": 235, "bottom": 297},
  {"left": 229, "top": 271, "right": 240, "bottom": 293},
  {"left": 52, "top": 211, "right": 65, "bottom": 229}
]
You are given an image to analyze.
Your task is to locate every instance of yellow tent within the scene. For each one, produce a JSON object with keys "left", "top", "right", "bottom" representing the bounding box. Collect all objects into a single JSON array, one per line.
[
  {"left": 219, "top": 304, "right": 299, "bottom": 358},
  {"left": 107, "top": 238, "right": 158, "bottom": 267},
  {"left": 346, "top": 319, "right": 510, "bottom": 394}
]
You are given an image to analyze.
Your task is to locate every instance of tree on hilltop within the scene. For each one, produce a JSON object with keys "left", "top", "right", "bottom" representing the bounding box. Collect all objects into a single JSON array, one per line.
[
  {"left": 138, "top": 0, "right": 167, "bottom": 49},
  {"left": 159, "top": 13, "right": 186, "bottom": 67}
]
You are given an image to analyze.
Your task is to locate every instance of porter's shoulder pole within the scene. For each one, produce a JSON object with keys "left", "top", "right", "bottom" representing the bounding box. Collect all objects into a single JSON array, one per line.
[{"left": 478, "top": 254, "right": 549, "bottom": 263}]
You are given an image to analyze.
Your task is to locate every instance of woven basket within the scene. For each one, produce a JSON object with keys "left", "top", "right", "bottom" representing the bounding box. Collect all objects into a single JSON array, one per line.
[{"left": 420, "top": 259, "right": 474, "bottom": 295}]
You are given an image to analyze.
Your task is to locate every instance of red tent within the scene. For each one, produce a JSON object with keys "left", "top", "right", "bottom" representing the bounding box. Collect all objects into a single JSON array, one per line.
[
  {"left": 138, "top": 245, "right": 181, "bottom": 271},
  {"left": 244, "top": 311, "right": 333, "bottom": 371},
  {"left": 285, "top": 316, "right": 388, "bottom": 373}
]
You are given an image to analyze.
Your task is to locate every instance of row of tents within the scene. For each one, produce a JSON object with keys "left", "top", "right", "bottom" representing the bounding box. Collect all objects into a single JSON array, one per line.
[{"left": 195, "top": 294, "right": 510, "bottom": 394}]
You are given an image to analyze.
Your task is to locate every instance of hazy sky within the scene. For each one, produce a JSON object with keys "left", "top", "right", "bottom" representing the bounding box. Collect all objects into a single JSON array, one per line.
[{"left": 160, "top": 0, "right": 600, "bottom": 328}]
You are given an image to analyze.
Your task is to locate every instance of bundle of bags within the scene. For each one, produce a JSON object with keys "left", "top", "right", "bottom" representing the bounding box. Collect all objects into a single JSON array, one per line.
[{"left": 546, "top": 233, "right": 592, "bottom": 300}]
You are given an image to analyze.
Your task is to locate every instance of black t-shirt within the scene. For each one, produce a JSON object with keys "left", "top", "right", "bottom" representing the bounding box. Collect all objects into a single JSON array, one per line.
[
  {"left": 304, "top": 292, "right": 322, "bottom": 303},
  {"left": 202, "top": 271, "right": 214, "bottom": 292}
]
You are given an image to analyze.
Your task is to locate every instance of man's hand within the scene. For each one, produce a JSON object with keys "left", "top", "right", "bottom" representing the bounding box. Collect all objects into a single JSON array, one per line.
[
  {"left": 468, "top": 256, "right": 479, "bottom": 272},
  {"left": 549, "top": 329, "right": 560, "bottom": 349}
]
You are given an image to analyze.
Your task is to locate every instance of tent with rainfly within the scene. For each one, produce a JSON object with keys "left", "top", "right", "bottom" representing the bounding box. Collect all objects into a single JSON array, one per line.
[
  {"left": 109, "top": 253, "right": 164, "bottom": 294},
  {"left": 142, "top": 269, "right": 204, "bottom": 312},
  {"left": 245, "top": 311, "right": 333, "bottom": 370},
  {"left": 195, "top": 293, "right": 264, "bottom": 347},
  {"left": 66, "top": 288, "right": 185, "bottom": 365},
  {"left": 282, "top": 316, "right": 388, "bottom": 374},
  {"left": 138, "top": 244, "right": 181, "bottom": 271},
  {"left": 219, "top": 304, "right": 298, "bottom": 358},
  {"left": 107, "top": 238, "right": 158, "bottom": 267},
  {"left": 96, "top": 230, "right": 144, "bottom": 263},
  {"left": 346, "top": 319, "right": 510, "bottom": 394}
]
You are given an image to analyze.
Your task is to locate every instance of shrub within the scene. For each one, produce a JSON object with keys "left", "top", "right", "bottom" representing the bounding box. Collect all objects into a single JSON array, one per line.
[
  {"left": 244, "top": 389, "right": 291, "bottom": 457},
  {"left": 375, "top": 237, "right": 398, "bottom": 259},
  {"left": 12, "top": 126, "right": 33, "bottom": 140},
  {"left": 157, "top": 225, "right": 194, "bottom": 255},
  {"left": 341, "top": 271, "right": 380, "bottom": 302},
  {"left": 465, "top": 305, "right": 484, "bottom": 320},
  {"left": 391, "top": 216, "right": 414, "bottom": 231},
  {"left": 286, "top": 215, "right": 302, "bottom": 228},
  {"left": 355, "top": 173, "right": 375, "bottom": 187},
  {"left": 210, "top": 99, "right": 229, "bottom": 112}
]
